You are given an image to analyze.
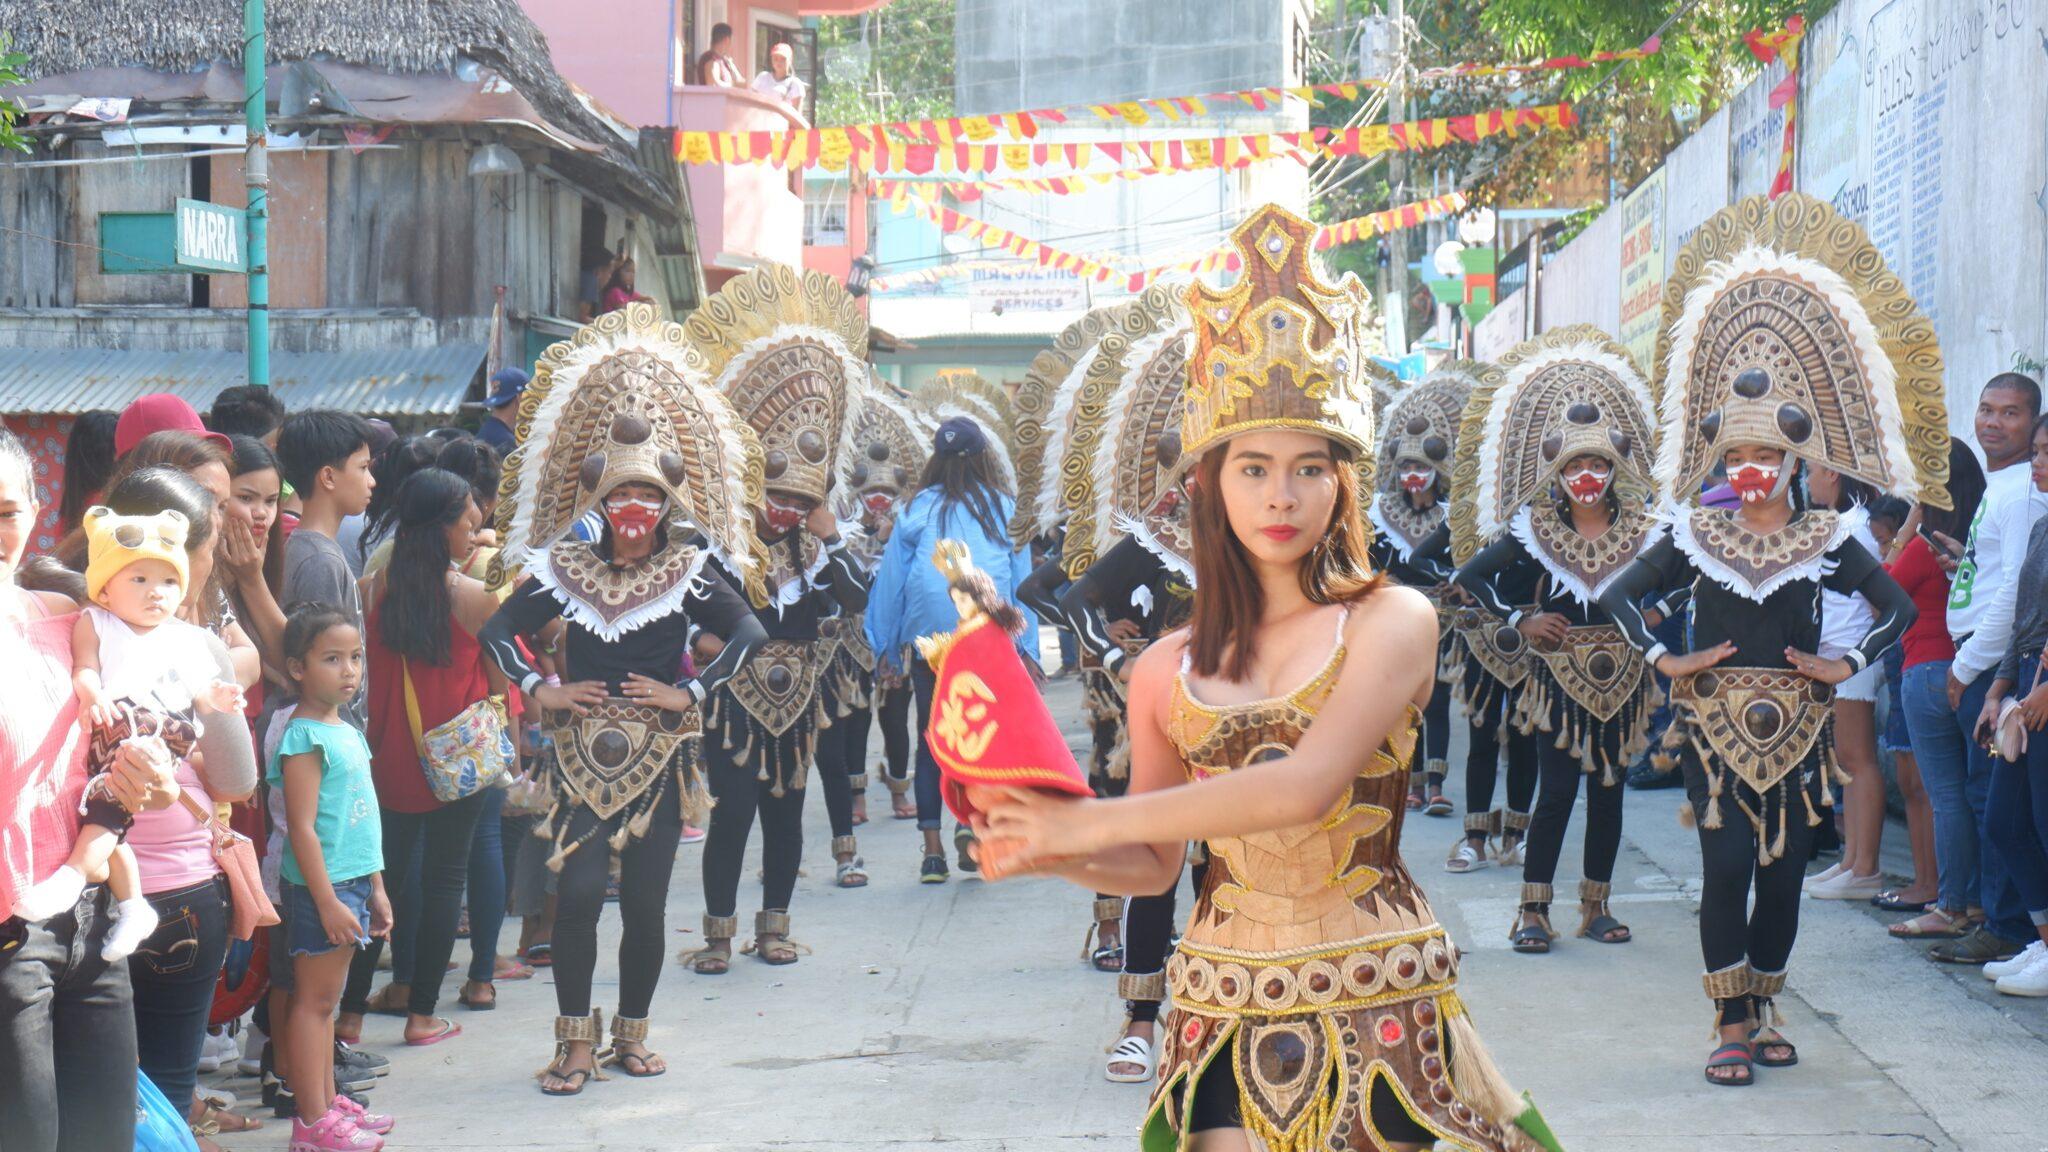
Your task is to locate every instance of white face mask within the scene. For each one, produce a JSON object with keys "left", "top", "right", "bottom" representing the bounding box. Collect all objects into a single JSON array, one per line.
[
  {"left": 1561, "top": 462, "right": 1613, "bottom": 505},
  {"left": 1398, "top": 465, "right": 1436, "bottom": 494}
]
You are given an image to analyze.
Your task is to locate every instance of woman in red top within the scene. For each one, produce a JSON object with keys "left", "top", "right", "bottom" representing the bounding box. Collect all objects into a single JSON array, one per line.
[
  {"left": 335, "top": 469, "right": 505, "bottom": 1046},
  {"left": 1887, "top": 442, "right": 1986, "bottom": 940}
]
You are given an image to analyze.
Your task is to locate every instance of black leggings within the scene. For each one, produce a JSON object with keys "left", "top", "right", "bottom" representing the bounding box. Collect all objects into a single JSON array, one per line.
[
  {"left": 701, "top": 730, "right": 808, "bottom": 918},
  {"left": 1522, "top": 731, "right": 1625, "bottom": 895},
  {"left": 342, "top": 792, "right": 486, "bottom": 1018},
  {"left": 552, "top": 782, "right": 683, "bottom": 1020},
  {"left": 1121, "top": 859, "right": 1208, "bottom": 1023},
  {"left": 874, "top": 680, "right": 912, "bottom": 783},
  {"left": 1685, "top": 747, "right": 1817, "bottom": 1024},
  {"left": 816, "top": 685, "right": 869, "bottom": 840},
  {"left": 1419, "top": 661, "right": 1452, "bottom": 787},
  {"left": 1465, "top": 681, "right": 1537, "bottom": 824}
]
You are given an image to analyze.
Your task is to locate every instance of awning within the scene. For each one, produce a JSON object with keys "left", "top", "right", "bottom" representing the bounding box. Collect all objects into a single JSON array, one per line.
[{"left": 0, "top": 344, "right": 487, "bottom": 418}]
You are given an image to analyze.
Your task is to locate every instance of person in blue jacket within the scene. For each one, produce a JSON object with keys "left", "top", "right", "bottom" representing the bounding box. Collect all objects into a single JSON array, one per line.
[{"left": 865, "top": 417, "right": 1038, "bottom": 882}]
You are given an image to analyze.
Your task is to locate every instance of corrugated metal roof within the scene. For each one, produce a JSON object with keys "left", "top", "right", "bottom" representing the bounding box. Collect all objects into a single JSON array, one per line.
[{"left": 0, "top": 344, "right": 487, "bottom": 417}]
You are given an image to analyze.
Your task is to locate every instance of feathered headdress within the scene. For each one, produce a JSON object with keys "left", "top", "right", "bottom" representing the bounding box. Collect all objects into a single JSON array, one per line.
[{"left": 1009, "top": 304, "right": 1133, "bottom": 547}]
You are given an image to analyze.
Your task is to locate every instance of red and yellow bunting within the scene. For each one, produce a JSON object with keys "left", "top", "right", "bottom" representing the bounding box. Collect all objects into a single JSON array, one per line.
[
  {"left": 675, "top": 41, "right": 1653, "bottom": 167},
  {"left": 1745, "top": 15, "right": 1805, "bottom": 199},
  {"left": 678, "top": 103, "right": 1577, "bottom": 175},
  {"left": 876, "top": 188, "right": 1474, "bottom": 292}
]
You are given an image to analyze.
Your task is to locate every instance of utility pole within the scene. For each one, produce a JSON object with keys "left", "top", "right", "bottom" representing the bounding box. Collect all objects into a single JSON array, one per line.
[
  {"left": 1383, "top": 0, "right": 1409, "bottom": 357},
  {"left": 243, "top": 0, "right": 269, "bottom": 386}
]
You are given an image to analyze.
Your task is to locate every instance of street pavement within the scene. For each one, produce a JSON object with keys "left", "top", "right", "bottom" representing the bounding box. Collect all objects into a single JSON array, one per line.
[{"left": 208, "top": 670, "right": 2048, "bottom": 1151}]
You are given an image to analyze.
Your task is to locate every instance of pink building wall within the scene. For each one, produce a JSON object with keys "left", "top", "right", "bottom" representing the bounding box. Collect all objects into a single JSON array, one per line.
[{"left": 522, "top": 0, "right": 676, "bottom": 128}]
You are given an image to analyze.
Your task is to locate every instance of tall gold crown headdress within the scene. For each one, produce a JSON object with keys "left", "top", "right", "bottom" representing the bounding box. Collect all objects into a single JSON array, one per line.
[
  {"left": 494, "top": 301, "right": 764, "bottom": 617},
  {"left": 1009, "top": 304, "right": 1131, "bottom": 546},
  {"left": 1655, "top": 193, "right": 1948, "bottom": 507},
  {"left": 684, "top": 264, "right": 867, "bottom": 509},
  {"left": 1463, "top": 327, "right": 1658, "bottom": 548},
  {"left": 1181, "top": 205, "right": 1375, "bottom": 464}
]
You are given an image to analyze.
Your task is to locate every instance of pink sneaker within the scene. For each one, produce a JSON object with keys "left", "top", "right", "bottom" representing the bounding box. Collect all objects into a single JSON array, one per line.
[
  {"left": 332, "top": 1093, "right": 396, "bottom": 1135},
  {"left": 289, "top": 1108, "right": 384, "bottom": 1151}
]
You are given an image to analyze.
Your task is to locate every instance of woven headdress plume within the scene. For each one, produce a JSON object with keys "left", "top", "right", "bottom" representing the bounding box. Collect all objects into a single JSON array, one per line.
[
  {"left": 1655, "top": 193, "right": 1948, "bottom": 507},
  {"left": 845, "top": 372, "right": 927, "bottom": 504},
  {"left": 1055, "top": 287, "right": 1182, "bottom": 579},
  {"left": 1086, "top": 302, "right": 1193, "bottom": 582},
  {"left": 1469, "top": 327, "right": 1657, "bottom": 543},
  {"left": 1009, "top": 304, "right": 1130, "bottom": 546},
  {"left": 495, "top": 302, "right": 762, "bottom": 610},
  {"left": 684, "top": 264, "right": 867, "bottom": 510},
  {"left": 1181, "top": 205, "right": 1375, "bottom": 467}
]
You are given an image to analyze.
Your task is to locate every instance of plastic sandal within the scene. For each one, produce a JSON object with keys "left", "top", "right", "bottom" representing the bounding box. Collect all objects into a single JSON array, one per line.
[
  {"left": 1577, "top": 882, "right": 1632, "bottom": 944},
  {"left": 836, "top": 857, "right": 869, "bottom": 889},
  {"left": 1871, "top": 889, "right": 1934, "bottom": 912},
  {"left": 1510, "top": 906, "right": 1554, "bottom": 954},
  {"left": 1704, "top": 1041, "right": 1754, "bottom": 1086},
  {"left": 1749, "top": 1026, "right": 1798, "bottom": 1068},
  {"left": 1888, "top": 908, "right": 1971, "bottom": 939},
  {"left": 458, "top": 982, "right": 497, "bottom": 1011},
  {"left": 1444, "top": 840, "right": 1489, "bottom": 873},
  {"left": 1104, "top": 1033, "right": 1156, "bottom": 1084},
  {"left": 605, "top": 1016, "right": 666, "bottom": 1078},
  {"left": 1423, "top": 791, "right": 1454, "bottom": 817}
]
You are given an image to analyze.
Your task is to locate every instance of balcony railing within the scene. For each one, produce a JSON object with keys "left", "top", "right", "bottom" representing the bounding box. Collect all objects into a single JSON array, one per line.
[{"left": 674, "top": 84, "right": 808, "bottom": 281}]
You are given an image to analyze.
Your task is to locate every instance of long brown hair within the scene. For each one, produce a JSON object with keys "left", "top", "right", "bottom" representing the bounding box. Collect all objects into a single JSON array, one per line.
[{"left": 1185, "top": 441, "right": 1381, "bottom": 681}]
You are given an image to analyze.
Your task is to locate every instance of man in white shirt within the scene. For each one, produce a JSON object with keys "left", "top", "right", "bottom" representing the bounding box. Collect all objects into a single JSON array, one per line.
[
  {"left": 1929, "top": 373, "right": 2045, "bottom": 963},
  {"left": 751, "top": 42, "right": 807, "bottom": 114}
]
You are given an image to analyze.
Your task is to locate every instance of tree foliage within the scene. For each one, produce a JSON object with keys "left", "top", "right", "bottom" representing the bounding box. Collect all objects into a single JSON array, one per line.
[
  {"left": 1, "top": 35, "right": 29, "bottom": 153},
  {"left": 815, "top": 0, "right": 956, "bottom": 128}
]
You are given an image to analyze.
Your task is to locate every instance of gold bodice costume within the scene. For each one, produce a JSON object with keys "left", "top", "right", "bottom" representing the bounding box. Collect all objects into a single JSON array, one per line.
[{"left": 1146, "top": 611, "right": 1534, "bottom": 1152}]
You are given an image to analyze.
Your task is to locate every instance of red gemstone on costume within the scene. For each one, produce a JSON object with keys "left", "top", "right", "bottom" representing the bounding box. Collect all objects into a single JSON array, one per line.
[
  {"left": 1377, "top": 1017, "right": 1404, "bottom": 1046},
  {"left": 1183, "top": 1020, "right": 1203, "bottom": 1046}
]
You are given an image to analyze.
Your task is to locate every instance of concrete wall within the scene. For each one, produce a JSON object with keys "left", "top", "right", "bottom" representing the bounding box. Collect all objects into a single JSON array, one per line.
[
  {"left": 521, "top": 0, "right": 676, "bottom": 127},
  {"left": 954, "top": 0, "right": 1310, "bottom": 116},
  {"left": 1474, "top": 0, "right": 2048, "bottom": 444}
]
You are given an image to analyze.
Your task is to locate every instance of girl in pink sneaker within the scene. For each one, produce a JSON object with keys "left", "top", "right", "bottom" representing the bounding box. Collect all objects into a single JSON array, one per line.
[{"left": 271, "top": 605, "right": 394, "bottom": 1151}]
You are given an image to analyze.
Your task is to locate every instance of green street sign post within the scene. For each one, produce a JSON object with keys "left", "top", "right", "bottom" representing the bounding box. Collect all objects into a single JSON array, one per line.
[{"left": 175, "top": 198, "right": 247, "bottom": 274}]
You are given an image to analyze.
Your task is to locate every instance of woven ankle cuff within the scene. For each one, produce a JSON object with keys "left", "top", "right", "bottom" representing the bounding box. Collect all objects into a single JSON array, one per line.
[
  {"left": 756, "top": 909, "right": 791, "bottom": 937},
  {"left": 1093, "top": 897, "right": 1124, "bottom": 923},
  {"left": 1503, "top": 809, "right": 1531, "bottom": 833},
  {"left": 1750, "top": 968, "right": 1788, "bottom": 998},
  {"left": 1463, "top": 812, "right": 1494, "bottom": 835},
  {"left": 1119, "top": 971, "right": 1167, "bottom": 1002},
  {"left": 610, "top": 1014, "right": 649, "bottom": 1044},
  {"left": 831, "top": 835, "right": 858, "bottom": 857},
  {"left": 1519, "top": 882, "right": 1554, "bottom": 908},
  {"left": 847, "top": 773, "right": 870, "bottom": 791},
  {"left": 884, "top": 775, "right": 912, "bottom": 796},
  {"left": 703, "top": 914, "right": 739, "bottom": 941},
  {"left": 1702, "top": 961, "right": 1752, "bottom": 1001},
  {"left": 1425, "top": 758, "right": 1450, "bottom": 777},
  {"left": 555, "top": 1009, "right": 603, "bottom": 1044},
  {"left": 1579, "top": 879, "right": 1612, "bottom": 903}
]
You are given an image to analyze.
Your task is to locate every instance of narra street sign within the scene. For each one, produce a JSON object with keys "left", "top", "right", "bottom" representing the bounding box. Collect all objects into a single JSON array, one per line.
[{"left": 175, "top": 198, "right": 247, "bottom": 274}]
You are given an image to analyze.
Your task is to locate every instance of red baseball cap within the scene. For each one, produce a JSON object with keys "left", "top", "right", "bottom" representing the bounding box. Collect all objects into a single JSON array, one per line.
[{"left": 115, "top": 393, "right": 234, "bottom": 457}]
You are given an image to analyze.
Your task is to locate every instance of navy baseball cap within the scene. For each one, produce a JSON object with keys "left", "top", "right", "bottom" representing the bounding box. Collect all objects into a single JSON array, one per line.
[{"left": 484, "top": 368, "right": 530, "bottom": 409}]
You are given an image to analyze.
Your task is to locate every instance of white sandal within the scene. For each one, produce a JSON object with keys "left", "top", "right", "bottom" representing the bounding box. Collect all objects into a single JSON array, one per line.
[
  {"left": 1444, "top": 840, "right": 1489, "bottom": 873},
  {"left": 1104, "top": 1033, "right": 1156, "bottom": 1083}
]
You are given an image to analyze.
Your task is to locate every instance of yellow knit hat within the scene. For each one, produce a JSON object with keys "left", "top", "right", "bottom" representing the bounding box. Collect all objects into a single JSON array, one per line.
[{"left": 83, "top": 506, "right": 191, "bottom": 603}]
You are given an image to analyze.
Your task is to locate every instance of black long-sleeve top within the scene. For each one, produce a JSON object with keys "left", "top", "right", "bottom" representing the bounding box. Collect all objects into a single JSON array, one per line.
[
  {"left": 720, "top": 529, "right": 870, "bottom": 642},
  {"left": 1056, "top": 536, "right": 1186, "bottom": 672},
  {"left": 1372, "top": 522, "right": 1452, "bottom": 588},
  {"left": 1017, "top": 547, "right": 1068, "bottom": 628},
  {"left": 481, "top": 550, "right": 766, "bottom": 702},
  {"left": 1596, "top": 527, "right": 1915, "bottom": 675},
  {"left": 1448, "top": 532, "right": 1547, "bottom": 622}
]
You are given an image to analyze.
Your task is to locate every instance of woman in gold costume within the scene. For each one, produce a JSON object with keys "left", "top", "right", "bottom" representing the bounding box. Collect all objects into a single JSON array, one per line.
[{"left": 981, "top": 205, "right": 1560, "bottom": 1152}]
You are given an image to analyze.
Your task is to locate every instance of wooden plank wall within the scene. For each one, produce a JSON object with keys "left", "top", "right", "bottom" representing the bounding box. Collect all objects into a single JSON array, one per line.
[
  {"left": 69, "top": 142, "right": 191, "bottom": 306},
  {"left": 209, "top": 150, "right": 329, "bottom": 309},
  {"left": 0, "top": 152, "right": 71, "bottom": 308}
]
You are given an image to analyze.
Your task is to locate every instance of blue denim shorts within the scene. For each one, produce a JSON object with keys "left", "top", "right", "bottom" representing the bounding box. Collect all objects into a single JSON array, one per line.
[{"left": 281, "top": 876, "right": 373, "bottom": 958}]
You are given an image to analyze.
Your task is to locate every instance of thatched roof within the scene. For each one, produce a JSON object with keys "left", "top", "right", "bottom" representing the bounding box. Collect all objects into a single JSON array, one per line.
[{"left": 1, "top": 0, "right": 658, "bottom": 201}]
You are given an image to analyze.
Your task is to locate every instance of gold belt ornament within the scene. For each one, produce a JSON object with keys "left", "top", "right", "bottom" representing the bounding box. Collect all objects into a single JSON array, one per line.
[
  {"left": 724, "top": 638, "right": 824, "bottom": 735},
  {"left": 1452, "top": 607, "right": 1530, "bottom": 688},
  {"left": 1167, "top": 929, "right": 1458, "bottom": 1019},
  {"left": 1530, "top": 624, "right": 1643, "bottom": 721},
  {"left": 1670, "top": 667, "right": 1833, "bottom": 797},
  {"left": 546, "top": 698, "right": 700, "bottom": 821}
]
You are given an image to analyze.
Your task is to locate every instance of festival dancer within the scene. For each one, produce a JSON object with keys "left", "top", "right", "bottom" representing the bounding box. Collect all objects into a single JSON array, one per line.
[
  {"left": 1598, "top": 193, "right": 1942, "bottom": 1086},
  {"left": 1369, "top": 369, "right": 1475, "bottom": 816},
  {"left": 682, "top": 265, "right": 870, "bottom": 972},
  {"left": 815, "top": 378, "right": 926, "bottom": 882},
  {"left": 478, "top": 301, "right": 768, "bottom": 1095},
  {"left": 1451, "top": 327, "right": 1665, "bottom": 952},
  {"left": 1049, "top": 301, "right": 1202, "bottom": 1083},
  {"left": 980, "top": 205, "right": 1563, "bottom": 1152}
]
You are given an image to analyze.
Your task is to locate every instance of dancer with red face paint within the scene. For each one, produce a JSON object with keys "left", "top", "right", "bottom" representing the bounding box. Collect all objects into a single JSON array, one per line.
[{"left": 1450, "top": 327, "right": 1668, "bottom": 957}]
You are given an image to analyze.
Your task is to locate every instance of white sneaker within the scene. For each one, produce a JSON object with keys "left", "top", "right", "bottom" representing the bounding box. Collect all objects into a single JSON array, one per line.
[
  {"left": 197, "top": 1029, "right": 239, "bottom": 1073},
  {"left": 1801, "top": 862, "right": 1845, "bottom": 892},
  {"left": 1983, "top": 939, "right": 2046, "bottom": 981},
  {"left": 1806, "top": 870, "right": 1884, "bottom": 900},
  {"left": 1994, "top": 946, "right": 2048, "bottom": 996},
  {"left": 238, "top": 1029, "right": 266, "bottom": 1077}
]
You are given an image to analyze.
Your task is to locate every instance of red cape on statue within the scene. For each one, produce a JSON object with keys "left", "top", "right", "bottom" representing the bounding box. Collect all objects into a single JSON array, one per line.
[{"left": 922, "top": 615, "right": 1092, "bottom": 824}]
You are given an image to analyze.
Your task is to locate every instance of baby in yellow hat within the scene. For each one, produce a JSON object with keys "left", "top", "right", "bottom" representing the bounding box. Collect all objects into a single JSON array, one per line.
[{"left": 14, "top": 507, "right": 244, "bottom": 961}]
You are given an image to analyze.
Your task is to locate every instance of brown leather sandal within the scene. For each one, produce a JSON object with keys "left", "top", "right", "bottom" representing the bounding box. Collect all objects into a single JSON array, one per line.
[{"left": 682, "top": 915, "right": 737, "bottom": 975}]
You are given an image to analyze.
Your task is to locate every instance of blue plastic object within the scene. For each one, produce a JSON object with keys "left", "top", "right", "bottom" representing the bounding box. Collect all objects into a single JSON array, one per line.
[{"left": 134, "top": 1070, "right": 201, "bottom": 1152}]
